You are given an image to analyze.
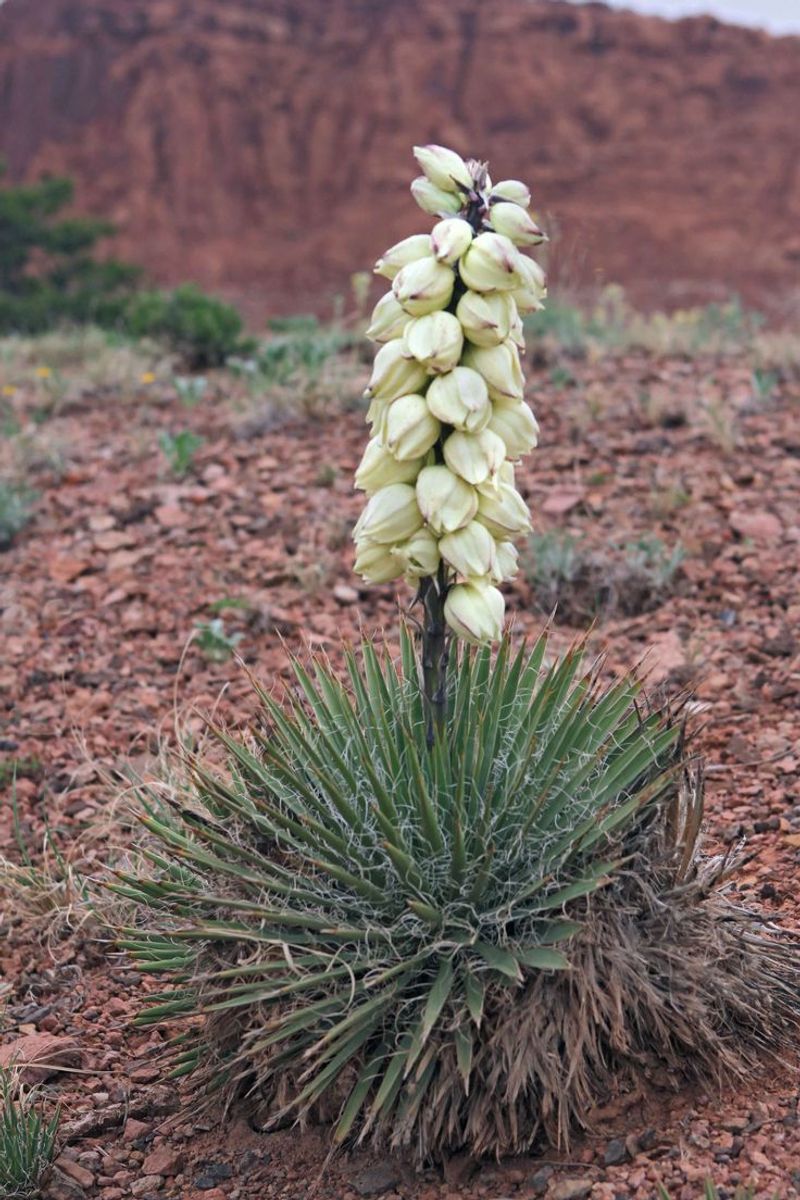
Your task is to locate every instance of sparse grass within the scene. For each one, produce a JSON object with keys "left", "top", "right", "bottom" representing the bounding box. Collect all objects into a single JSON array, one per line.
[
  {"left": 657, "top": 1183, "right": 759, "bottom": 1200},
  {"left": 523, "top": 530, "right": 685, "bottom": 622},
  {"left": 0, "top": 757, "right": 42, "bottom": 788},
  {"left": 0, "top": 326, "right": 172, "bottom": 397},
  {"left": 526, "top": 285, "right": 796, "bottom": 366},
  {"left": 0, "top": 480, "right": 36, "bottom": 549},
  {"left": 0, "top": 1067, "right": 59, "bottom": 1200}
]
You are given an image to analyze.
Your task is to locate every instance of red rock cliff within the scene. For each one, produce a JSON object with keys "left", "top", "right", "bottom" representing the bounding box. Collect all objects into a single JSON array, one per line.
[{"left": 1, "top": 0, "right": 799, "bottom": 316}]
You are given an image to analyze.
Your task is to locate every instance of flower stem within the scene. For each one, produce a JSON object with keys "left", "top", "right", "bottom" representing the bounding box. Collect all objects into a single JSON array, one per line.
[{"left": 420, "top": 560, "right": 450, "bottom": 748}]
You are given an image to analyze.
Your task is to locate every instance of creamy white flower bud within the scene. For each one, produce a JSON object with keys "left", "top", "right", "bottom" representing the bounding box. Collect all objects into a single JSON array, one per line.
[
  {"left": 373, "top": 235, "right": 433, "bottom": 281},
  {"left": 354, "top": 482, "right": 423, "bottom": 544},
  {"left": 508, "top": 306, "right": 526, "bottom": 350},
  {"left": 413, "top": 144, "right": 473, "bottom": 193},
  {"left": 455, "top": 290, "right": 514, "bottom": 348},
  {"left": 402, "top": 311, "right": 463, "bottom": 374},
  {"left": 366, "top": 292, "right": 413, "bottom": 342},
  {"left": 492, "top": 540, "right": 519, "bottom": 584},
  {"left": 394, "top": 528, "right": 441, "bottom": 580},
  {"left": 354, "top": 538, "right": 405, "bottom": 584},
  {"left": 439, "top": 520, "right": 497, "bottom": 580},
  {"left": 463, "top": 341, "right": 524, "bottom": 401},
  {"left": 430, "top": 218, "right": 473, "bottom": 265},
  {"left": 365, "top": 339, "right": 429, "bottom": 401},
  {"left": 410, "top": 176, "right": 463, "bottom": 217},
  {"left": 443, "top": 428, "right": 506, "bottom": 486},
  {"left": 511, "top": 254, "right": 547, "bottom": 314},
  {"left": 393, "top": 258, "right": 455, "bottom": 317},
  {"left": 416, "top": 464, "right": 477, "bottom": 534},
  {"left": 458, "top": 232, "right": 522, "bottom": 293},
  {"left": 488, "top": 202, "right": 545, "bottom": 246},
  {"left": 444, "top": 581, "right": 505, "bottom": 645},
  {"left": 425, "top": 367, "right": 491, "bottom": 433},
  {"left": 487, "top": 399, "right": 540, "bottom": 458},
  {"left": 384, "top": 393, "right": 441, "bottom": 461},
  {"left": 476, "top": 481, "right": 532, "bottom": 539},
  {"left": 489, "top": 179, "right": 532, "bottom": 208},
  {"left": 355, "top": 437, "right": 424, "bottom": 494}
]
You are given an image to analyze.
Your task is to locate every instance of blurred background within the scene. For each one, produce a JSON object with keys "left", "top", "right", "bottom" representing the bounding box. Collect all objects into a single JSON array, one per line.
[{"left": 1, "top": 0, "right": 799, "bottom": 329}]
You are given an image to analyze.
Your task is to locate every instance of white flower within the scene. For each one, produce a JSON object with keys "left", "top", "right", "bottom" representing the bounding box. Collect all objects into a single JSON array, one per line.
[
  {"left": 354, "top": 437, "right": 424, "bottom": 494},
  {"left": 365, "top": 339, "right": 429, "bottom": 401},
  {"left": 416, "top": 464, "right": 477, "bottom": 534},
  {"left": 439, "top": 521, "right": 497, "bottom": 579},
  {"left": 366, "top": 292, "right": 414, "bottom": 342},
  {"left": 489, "top": 179, "right": 531, "bottom": 208},
  {"left": 430, "top": 218, "right": 474, "bottom": 264},
  {"left": 354, "top": 539, "right": 404, "bottom": 584},
  {"left": 425, "top": 367, "right": 491, "bottom": 433},
  {"left": 458, "top": 232, "right": 522, "bottom": 293},
  {"left": 410, "top": 176, "right": 463, "bottom": 217},
  {"left": 487, "top": 399, "right": 540, "bottom": 458},
  {"left": 488, "top": 202, "right": 545, "bottom": 246},
  {"left": 354, "top": 483, "right": 423, "bottom": 544},
  {"left": 463, "top": 341, "right": 524, "bottom": 401},
  {"left": 374, "top": 234, "right": 433, "bottom": 280},
  {"left": 455, "top": 290, "right": 515, "bottom": 348},
  {"left": 476, "top": 481, "right": 532, "bottom": 538},
  {"left": 443, "top": 428, "right": 506, "bottom": 486},
  {"left": 402, "top": 312, "right": 464, "bottom": 374},
  {"left": 393, "top": 257, "right": 455, "bottom": 316},
  {"left": 413, "top": 144, "right": 473, "bottom": 192},
  {"left": 444, "top": 581, "right": 505, "bottom": 644},
  {"left": 394, "top": 528, "right": 441, "bottom": 580},
  {"left": 384, "top": 393, "right": 441, "bottom": 461}
]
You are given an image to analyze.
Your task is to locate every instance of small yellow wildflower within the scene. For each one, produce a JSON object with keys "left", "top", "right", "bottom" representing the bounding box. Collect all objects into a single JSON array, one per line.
[
  {"left": 35, "top": 366, "right": 52, "bottom": 378},
  {"left": 1, "top": 384, "right": 16, "bottom": 397},
  {"left": 140, "top": 372, "right": 156, "bottom": 385}
]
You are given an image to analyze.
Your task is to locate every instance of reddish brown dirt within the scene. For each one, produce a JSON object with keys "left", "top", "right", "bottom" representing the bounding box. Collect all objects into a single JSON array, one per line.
[
  {"left": 1, "top": 0, "right": 800, "bottom": 318},
  {"left": 1, "top": 345, "right": 800, "bottom": 1198}
]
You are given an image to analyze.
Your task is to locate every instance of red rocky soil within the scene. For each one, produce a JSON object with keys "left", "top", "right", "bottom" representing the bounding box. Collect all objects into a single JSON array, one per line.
[
  {"left": 1, "top": 348, "right": 800, "bottom": 1199},
  {"left": 1, "top": 0, "right": 800, "bottom": 317}
]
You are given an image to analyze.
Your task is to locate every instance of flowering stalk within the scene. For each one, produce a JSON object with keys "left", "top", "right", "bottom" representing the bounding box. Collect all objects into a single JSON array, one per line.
[{"left": 354, "top": 144, "right": 546, "bottom": 739}]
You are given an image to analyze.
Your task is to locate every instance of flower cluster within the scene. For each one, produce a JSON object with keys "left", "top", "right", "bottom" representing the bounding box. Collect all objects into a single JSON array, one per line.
[{"left": 353, "top": 144, "right": 546, "bottom": 644}]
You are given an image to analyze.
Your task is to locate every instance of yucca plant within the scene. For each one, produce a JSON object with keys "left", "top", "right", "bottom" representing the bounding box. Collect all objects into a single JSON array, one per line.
[
  {"left": 657, "top": 1182, "right": 758, "bottom": 1200},
  {"left": 118, "top": 630, "right": 800, "bottom": 1161},
  {"left": 0, "top": 1067, "right": 59, "bottom": 1199}
]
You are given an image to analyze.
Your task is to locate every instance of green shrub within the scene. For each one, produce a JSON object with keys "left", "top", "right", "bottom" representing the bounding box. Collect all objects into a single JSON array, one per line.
[
  {"left": 523, "top": 530, "right": 685, "bottom": 622},
  {"left": 0, "top": 1067, "right": 59, "bottom": 1199},
  {"left": 125, "top": 284, "right": 252, "bottom": 368},
  {"left": 119, "top": 631, "right": 800, "bottom": 1162},
  {"left": 0, "top": 481, "right": 35, "bottom": 550},
  {"left": 158, "top": 430, "right": 204, "bottom": 477},
  {"left": 0, "top": 162, "right": 139, "bottom": 335}
]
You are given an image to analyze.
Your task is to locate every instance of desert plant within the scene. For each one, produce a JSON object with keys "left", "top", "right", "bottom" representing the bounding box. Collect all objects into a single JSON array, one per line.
[
  {"left": 158, "top": 430, "right": 204, "bottom": 477},
  {"left": 657, "top": 1183, "right": 758, "bottom": 1200},
  {"left": 0, "top": 480, "right": 35, "bottom": 549},
  {"left": 121, "top": 144, "right": 800, "bottom": 1168},
  {"left": 125, "top": 284, "right": 252, "bottom": 368},
  {"left": 523, "top": 531, "right": 685, "bottom": 622},
  {"left": 0, "top": 161, "right": 139, "bottom": 335},
  {"left": 193, "top": 617, "right": 242, "bottom": 662},
  {"left": 0, "top": 1067, "right": 59, "bottom": 1199}
]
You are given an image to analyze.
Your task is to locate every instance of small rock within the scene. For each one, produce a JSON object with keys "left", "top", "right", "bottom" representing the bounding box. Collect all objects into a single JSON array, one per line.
[
  {"left": 528, "top": 1166, "right": 553, "bottom": 1194},
  {"left": 122, "top": 1118, "right": 151, "bottom": 1143},
  {"left": 603, "top": 1138, "right": 629, "bottom": 1166},
  {"left": 143, "top": 1147, "right": 184, "bottom": 1176},
  {"left": 730, "top": 510, "right": 782, "bottom": 543},
  {"left": 352, "top": 1163, "right": 402, "bottom": 1196},
  {"left": 131, "top": 1178, "right": 163, "bottom": 1196},
  {"left": 550, "top": 1179, "right": 594, "bottom": 1200},
  {"left": 55, "top": 1159, "right": 95, "bottom": 1189},
  {"left": 0, "top": 1034, "right": 81, "bottom": 1083},
  {"left": 333, "top": 583, "right": 359, "bottom": 605},
  {"left": 43, "top": 1168, "right": 86, "bottom": 1200}
]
